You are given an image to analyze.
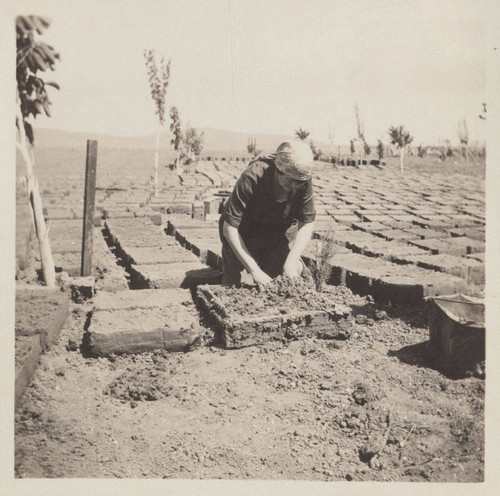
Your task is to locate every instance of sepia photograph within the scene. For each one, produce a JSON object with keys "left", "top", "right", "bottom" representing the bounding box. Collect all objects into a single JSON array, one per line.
[{"left": 2, "top": 0, "right": 499, "bottom": 493}]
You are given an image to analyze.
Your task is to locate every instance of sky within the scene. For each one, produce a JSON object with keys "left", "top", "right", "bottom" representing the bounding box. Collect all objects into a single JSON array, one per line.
[{"left": 9, "top": 0, "right": 487, "bottom": 145}]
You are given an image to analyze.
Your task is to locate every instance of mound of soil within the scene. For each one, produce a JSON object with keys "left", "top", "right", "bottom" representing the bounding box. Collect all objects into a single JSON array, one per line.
[
  {"left": 106, "top": 368, "right": 173, "bottom": 402},
  {"left": 207, "top": 276, "right": 353, "bottom": 317},
  {"left": 104, "top": 350, "right": 177, "bottom": 402},
  {"left": 197, "top": 277, "right": 354, "bottom": 348}
]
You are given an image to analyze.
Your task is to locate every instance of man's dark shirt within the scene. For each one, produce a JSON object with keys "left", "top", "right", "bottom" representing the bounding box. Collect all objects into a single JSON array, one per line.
[{"left": 221, "top": 156, "right": 316, "bottom": 249}]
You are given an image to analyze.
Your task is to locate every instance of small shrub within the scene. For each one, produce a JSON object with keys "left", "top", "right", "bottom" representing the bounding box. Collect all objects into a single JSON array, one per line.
[{"left": 310, "top": 232, "right": 336, "bottom": 292}]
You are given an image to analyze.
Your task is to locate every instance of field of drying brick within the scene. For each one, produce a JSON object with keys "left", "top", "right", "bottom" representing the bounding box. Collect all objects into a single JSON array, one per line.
[{"left": 14, "top": 147, "right": 485, "bottom": 481}]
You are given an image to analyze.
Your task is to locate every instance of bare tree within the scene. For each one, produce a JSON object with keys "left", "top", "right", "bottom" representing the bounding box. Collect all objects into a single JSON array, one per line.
[
  {"left": 144, "top": 49, "right": 170, "bottom": 196},
  {"left": 16, "top": 15, "right": 61, "bottom": 287},
  {"left": 247, "top": 137, "right": 256, "bottom": 155},
  {"left": 376, "top": 140, "right": 384, "bottom": 161},
  {"left": 456, "top": 119, "right": 469, "bottom": 165},
  {"left": 247, "top": 137, "right": 261, "bottom": 157},
  {"left": 468, "top": 104, "right": 487, "bottom": 163},
  {"left": 328, "top": 124, "right": 334, "bottom": 161},
  {"left": 310, "top": 140, "right": 323, "bottom": 160},
  {"left": 354, "top": 104, "right": 366, "bottom": 165},
  {"left": 478, "top": 103, "right": 486, "bottom": 121},
  {"left": 388, "top": 125, "right": 414, "bottom": 173}
]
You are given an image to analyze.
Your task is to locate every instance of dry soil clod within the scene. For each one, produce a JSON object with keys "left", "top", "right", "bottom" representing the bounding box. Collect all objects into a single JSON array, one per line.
[{"left": 359, "top": 411, "right": 392, "bottom": 466}]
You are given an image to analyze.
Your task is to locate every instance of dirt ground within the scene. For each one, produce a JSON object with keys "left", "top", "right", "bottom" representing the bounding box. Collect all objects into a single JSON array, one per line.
[
  {"left": 14, "top": 284, "right": 484, "bottom": 482},
  {"left": 13, "top": 148, "right": 486, "bottom": 483}
]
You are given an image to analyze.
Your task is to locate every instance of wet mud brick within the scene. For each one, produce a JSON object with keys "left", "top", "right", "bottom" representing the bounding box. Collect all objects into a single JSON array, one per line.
[
  {"left": 326, "top": 253, "right": 467, "bottom": 305},
  {"left": 164, "top": 202, "right": 193, "bottom": 215},
  {"left": 48, "top": 238, "right": 81, "bottom": 254},
  {"left": 323, "top": 229, "right": 380, "bottom": 248},
  {"left": 351, "top": 221, "right": 389, "bottom": 233},
  {"left": 48, "top": 219, "right": 83, "bottom": 241},
  {"left": 104, "top": 218, "right": 177, "bottom": 247},
  {"left": 449, "top": 214, "right": 485, "bottom": 228},
  {"left": 15, "top": 288, "right": 70, "bottom": 406},
  {"left": 52, "top": 251, "right": 83, "bottom": 276},
  {"left": 353, "top": 213, "right": 393, "bottom": 224},
  {"left": 165, "top": 215, "right": 219, "bottom": 236},
  {"left": 51, "top": 229, "right": 108, "bottom": 277},
  {"left": 170, "top": 227, "right": 222, "bottom": 268},
  {"left": 401, "top": 227, "right": 451, "bottom": 240},
  {"left": 372, "top": 228, "right": 420, "bottom": 242},
  {"left": 15, "top": 289, "right": 70, "bottom": 344},
  {"left": 446, "top": 236, "right": 485, "bottom": 255},
  {"left": 402, "top": 254, "right": 485, "bottom": 285},
  {"left": 93, "top": 230, "right": 129, "bottom": 291},
  {"left": 449, "top": 227, "right": 485, "bottom": 242},
  {"left": 129, "top": 262, "right": 222, "bottom": 289},
  {"left": 344, "top": 238, "right": 430, "bottom": 260},
  {"left": 15, "top": 335, "right": 41, "bottom": 408},
  {"left": 203, "top": 197, "right": 225, "bottom": 216},
  {"left": 118, "top": 232, "right": 179, "bottom": 249},
  {"left": 102, "top": 206, "right": 136, "bottom": 219},
  {"left": 123, "top": 245, "right": 201, "bottom": 265},
  {"left": 45, "top": 207, "right": 78, "bottom": 220},
  {"left": 89, "top": 289, "right": 202, "bottom": 355},
  {"left": 92, "top": 288, "right": 191, "bottom": 311},
  {"left": 408, "top": 237, "right": 483, "bottom": 256},
  {"left": 95, "top": 270, "right": 128, "bottom": 292},
  {"left": 329, "top": 214, "right": 358, "bottom": 226},
  {"left": 313, "top": 220, "right": 352, "bottom": 239},
  {"left": 466, "top": 252, "right": 484, "bottom": 264},
  {"left": 196, "top": 285, "right": 352, "bottom": 349}
]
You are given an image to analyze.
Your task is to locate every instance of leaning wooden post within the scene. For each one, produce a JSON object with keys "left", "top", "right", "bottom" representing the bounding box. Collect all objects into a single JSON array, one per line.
[{"left": 81, "top": 140, "right": 98, "bottom": 277}]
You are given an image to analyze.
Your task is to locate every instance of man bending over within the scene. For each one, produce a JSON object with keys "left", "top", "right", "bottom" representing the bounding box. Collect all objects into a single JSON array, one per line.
[{"left": 219, "top": 140, "right": 316, "bottom": 289}]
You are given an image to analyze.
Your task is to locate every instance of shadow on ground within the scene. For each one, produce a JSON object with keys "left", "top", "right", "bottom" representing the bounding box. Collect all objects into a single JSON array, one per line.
[
  {"left": 387, "top": 341, "right": 464, "bottom": 380},
  {"left": 349, "top": 300, "right": 428, "bottom": 329}
]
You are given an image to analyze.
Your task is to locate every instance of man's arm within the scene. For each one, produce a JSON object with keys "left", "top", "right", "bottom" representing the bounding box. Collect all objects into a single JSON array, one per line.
[
  {"left": 283, "top": 220, "right": 314, "bottom": 278},
  {"left": 222, "top": 221, "right": 272, "bottom": 288}
]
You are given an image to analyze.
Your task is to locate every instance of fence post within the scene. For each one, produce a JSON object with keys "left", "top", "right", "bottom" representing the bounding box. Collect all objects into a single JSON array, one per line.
[{"left": 81, "top": 140, "right": 98, "bottom": 277}]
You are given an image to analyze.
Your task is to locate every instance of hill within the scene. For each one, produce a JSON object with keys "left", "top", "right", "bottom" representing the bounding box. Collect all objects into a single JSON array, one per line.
[{"left": 33, "top": 127, "right": 341, "bottom": 155}]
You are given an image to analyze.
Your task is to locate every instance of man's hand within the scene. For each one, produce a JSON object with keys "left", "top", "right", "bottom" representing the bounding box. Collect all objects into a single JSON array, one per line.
[
  {"left": 283, "top": 256, "right": 303, "bottom": 279},
  {"left": 250, "top": 268, "right": 272, "bottom": 291}
]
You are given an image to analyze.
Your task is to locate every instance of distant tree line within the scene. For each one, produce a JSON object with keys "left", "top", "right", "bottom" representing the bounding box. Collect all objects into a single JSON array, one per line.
[{"left": 289, "top": 101, "right": 485, "bottom": 174}]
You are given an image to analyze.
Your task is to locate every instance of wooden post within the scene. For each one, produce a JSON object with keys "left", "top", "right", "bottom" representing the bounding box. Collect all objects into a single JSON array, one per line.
[{"left": 81, "top": 140, "right": 98, "bottom": 277}]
